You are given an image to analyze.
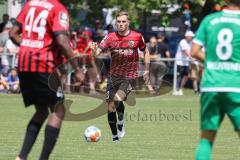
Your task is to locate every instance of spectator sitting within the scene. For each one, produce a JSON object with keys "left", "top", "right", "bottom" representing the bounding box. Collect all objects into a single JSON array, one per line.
[
  {"left": 146, "top": 36, "right": 157, "bottom": 94},
  {"left": 0, "top": 73, "right": 8, "bottom": 93},
  {"left": 146, "top": 36, "right": 168, "bottom": 95},
  {"left": 157, "top": 33, "right": 171, "bottom": 59},
  {"left": 5, "top": 68, "right": 20, "bottom": 93}
]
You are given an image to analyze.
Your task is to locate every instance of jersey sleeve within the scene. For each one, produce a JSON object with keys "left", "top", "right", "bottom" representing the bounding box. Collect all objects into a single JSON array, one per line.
[
  {"left": 51, "top": 6, "right": 70, "bottom": 35},
  {"left": 138, "top": 35, "right": 146, "bottom": 51},
  {"left": 193, "top": 16, "right": 209, "bottom": 47},
  {"left": 99, "top": 35, "right": 110, "bottom": 50}
]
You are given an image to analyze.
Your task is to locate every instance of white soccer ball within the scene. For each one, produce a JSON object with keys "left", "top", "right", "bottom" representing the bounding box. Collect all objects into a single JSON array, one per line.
[{"left": 84, "top": 126, "right": 101, "bottom": 142}]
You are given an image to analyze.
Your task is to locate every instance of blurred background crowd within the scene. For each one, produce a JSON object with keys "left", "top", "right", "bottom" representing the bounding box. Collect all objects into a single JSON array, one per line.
[{"left": 0, "top": 0, "right": 225, "bottom": 95}]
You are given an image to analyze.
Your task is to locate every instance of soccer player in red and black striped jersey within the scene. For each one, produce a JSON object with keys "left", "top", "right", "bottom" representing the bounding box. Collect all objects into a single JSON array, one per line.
[
  {"left": 9, "top": 0, "right": 83, "bottom": 159},
  {"left": 92, "top": 11, "right": 150, "bottom": 141}
]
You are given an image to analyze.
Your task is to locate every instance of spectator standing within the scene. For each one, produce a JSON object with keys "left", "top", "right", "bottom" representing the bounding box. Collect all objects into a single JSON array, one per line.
[
  {"left": 81, "top": 31, "right": 100, "bottom": 95},
  {"left": 0, "top": 21, "right": 12, "bottom": 76},
  {"left": 0, "top": 14, "right": 9, "bottom": 33},
  {"left": 92, "top": 19, "right": 103, "bottom": 42},
  {"left": 175, "top": 30, "right": 195, "bottom": 95},
  {"left": 5, "top": 38, "right": 19, "bottom": 68}
]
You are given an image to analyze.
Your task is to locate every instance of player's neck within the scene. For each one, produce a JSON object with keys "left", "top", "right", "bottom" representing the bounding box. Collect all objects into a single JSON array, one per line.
[{"left": 118, "top": 29, "right": 130, "bottom": 36}]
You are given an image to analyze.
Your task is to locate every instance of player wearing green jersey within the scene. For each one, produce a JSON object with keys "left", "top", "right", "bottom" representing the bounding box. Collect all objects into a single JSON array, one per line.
[{"left": 191, "top": 0, "right": 240, "bottom": 159}]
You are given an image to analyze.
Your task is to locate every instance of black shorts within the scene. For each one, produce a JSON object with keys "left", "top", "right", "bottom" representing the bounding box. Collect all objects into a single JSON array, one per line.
[
  {"left": 18, "top": 72, "right": 64, "bottom": 107},
  {"left": 177, "top": 65, "right": 189, "bottom": 77},
  {"left": 106, "top": 75, "right": 135, "bottom": 102}
]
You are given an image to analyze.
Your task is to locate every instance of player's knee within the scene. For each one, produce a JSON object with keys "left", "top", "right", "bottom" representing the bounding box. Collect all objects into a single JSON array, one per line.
[
  {"left": 114, "top": 101, "right": 119, "bottom": 107},
  {"left": 50, "top": 102, "right": 66, "bottom": 120},
  {"left": 113, "top": 90, "right": 126, "bottom": 101},
  {"left": 201, "top": 130, "right": 217, "bottom": 142},
  {"left": 108, "top": 101, "right": 116, "bottom": 112}
]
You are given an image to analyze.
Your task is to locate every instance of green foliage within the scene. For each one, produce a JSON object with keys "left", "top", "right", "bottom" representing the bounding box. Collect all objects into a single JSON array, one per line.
[
  {"left": 61, "top": 0, "right": 183, "bottom": 28},
  {"left": 61, "top": 0, "right": 225, "bottom": 30},
  {"left": 0, "top": 0, "right": 6, "bottom": 5}
]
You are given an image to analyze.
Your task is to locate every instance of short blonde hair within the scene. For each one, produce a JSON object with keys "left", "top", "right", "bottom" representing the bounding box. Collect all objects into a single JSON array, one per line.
[{"left": 116, "top": 11, "right": 130, "bottom": 20}]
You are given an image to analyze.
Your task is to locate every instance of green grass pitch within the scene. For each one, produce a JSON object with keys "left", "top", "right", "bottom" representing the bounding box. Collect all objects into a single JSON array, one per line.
[{"left": 0, "top": 90, "right": 239, "bottom": 160}]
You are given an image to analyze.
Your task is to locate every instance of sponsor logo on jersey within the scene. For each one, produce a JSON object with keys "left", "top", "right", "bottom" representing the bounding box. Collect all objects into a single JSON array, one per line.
[
  {"left": 21, "top": 39, "right": 44, "bottom": 48},
  {"left": 59, "top": 12, "right": 69, "bottom": 29}
]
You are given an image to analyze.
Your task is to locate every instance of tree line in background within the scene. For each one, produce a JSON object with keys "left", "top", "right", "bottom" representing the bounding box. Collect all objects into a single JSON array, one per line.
[
  {"left": 0, "top": 0, "right": 228, "bottom": 31},
  {"left": 61, "top": 0, "right": 228, "bottom": 31}
]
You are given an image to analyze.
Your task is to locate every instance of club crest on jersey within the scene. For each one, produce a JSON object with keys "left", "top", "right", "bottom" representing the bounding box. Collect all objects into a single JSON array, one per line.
[
  {"left": 128, "top": 40, "right": 134, "bottom": 48},
  {"left": 59, "top": 12, "right": 69, "bottom": 29}
]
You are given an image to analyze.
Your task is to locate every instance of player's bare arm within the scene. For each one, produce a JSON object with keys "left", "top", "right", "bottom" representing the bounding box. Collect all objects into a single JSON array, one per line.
[
  {"left": 9, "top": 25, "right": 22, "bottom": 46},
  {"left": 56, "top": 34, "right": 84, "bottom": 81},
  {"left": 191, "top": 43, "right": 205, "bottom": 62},
  {"left": 143, "top": 47, "right": 150, "bottom": 82},
  {"left": 56, "top": 34, "right": 74, "bottom": 59}
]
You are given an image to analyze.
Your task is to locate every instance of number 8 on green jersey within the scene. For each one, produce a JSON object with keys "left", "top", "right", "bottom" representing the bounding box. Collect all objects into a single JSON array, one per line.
[{"left": 194, "top": 9, "right": 240, "bottom": 130}]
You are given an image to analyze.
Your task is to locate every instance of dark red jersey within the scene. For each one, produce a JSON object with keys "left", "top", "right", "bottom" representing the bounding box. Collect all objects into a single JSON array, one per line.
[
  {"left": 79, "top": 39, "right": 94, "bottom": 64},
  {"left": 76, "top": 37, "right": 85, "bottom": 53},
  {"left": 15, "top": 0, "right": 69, "bottom": 73},
  {"left": 99, "top": 31, "right": 146, "bottom": 78}
]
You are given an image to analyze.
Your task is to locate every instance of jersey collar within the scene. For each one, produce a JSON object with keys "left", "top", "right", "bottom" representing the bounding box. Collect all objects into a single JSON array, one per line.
[
  {"left": 223, "top": 9, "right": 240, "bottom": 14},
  {"left": 116, "top": 30, "right": 131, "bottom": 37}
]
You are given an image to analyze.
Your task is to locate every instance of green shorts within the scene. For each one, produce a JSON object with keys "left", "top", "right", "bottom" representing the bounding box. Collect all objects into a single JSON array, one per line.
[{"left": 201, "top": 92, "right": 240, "bottom": 131}]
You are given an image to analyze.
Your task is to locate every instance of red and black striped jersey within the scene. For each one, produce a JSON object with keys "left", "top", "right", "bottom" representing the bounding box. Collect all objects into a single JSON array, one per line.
[
  {"left": 15, "top": 0, "right": 69, "bottom": 73},
  {"left": 99, "top": 31, "right": 146, "bottom": 78}
]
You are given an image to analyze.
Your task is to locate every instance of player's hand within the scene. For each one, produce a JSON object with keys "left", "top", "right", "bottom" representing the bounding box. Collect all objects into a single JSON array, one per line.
[
  {"left": 96, "top": 74, "right": 101, "bottom": 82},
  {"left": 143, "top": 70, "right": 150, "bottom": 85},
  {"left": 75, "top": 68, "right": 85, "bottom": 82},
  {"left": 90, "top": 42, "right": 98, "bottom": 57}
]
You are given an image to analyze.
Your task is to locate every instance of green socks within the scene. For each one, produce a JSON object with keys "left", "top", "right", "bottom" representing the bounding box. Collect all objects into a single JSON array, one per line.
[{"left": 195, "top": 139, "right": 213, "bottom": 160}]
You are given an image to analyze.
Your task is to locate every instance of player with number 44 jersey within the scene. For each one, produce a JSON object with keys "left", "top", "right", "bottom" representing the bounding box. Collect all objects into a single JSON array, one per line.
[
  {"left": 191, "top": 1, "right": 240, "bottom": 159},
  {"left": 9, "top": 0, "right": 84, "bottom": 159},
  {"left": 16, "top": 0, "right": 69, "bottom": 73}
]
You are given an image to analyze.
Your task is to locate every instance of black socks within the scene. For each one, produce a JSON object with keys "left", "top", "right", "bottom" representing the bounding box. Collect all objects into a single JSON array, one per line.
[
  {"left": 19, "top": 121, "right": 42, "bottom": 159},
  {"left": 108, "top": 111, "right": 117, "bottom": 136},
  {"left": 39, "top": 125, "right": 60, "bottom": 160}
]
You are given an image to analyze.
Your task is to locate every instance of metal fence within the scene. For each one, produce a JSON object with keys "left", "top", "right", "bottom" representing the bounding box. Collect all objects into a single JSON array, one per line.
[{"left": 0, "top": 53, "right": 202, "bottom": 94}]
